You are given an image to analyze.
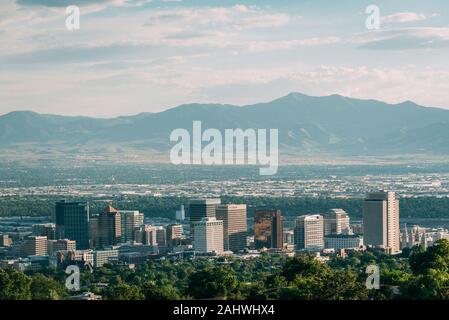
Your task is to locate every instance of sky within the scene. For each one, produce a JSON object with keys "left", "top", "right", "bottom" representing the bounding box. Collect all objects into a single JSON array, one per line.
[{"left": 1, "top": 0, "right": 449, "bottom": 117}]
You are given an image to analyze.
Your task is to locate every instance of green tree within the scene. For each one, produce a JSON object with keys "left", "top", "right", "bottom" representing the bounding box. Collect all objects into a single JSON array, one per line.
[
  {"left": 279, "top": 255, "right": 367, "bottom": 300},
  {"left": 409, "top": 239, "right": 449, "bottom": 274},
  {"left": 0, "top": 268, "right": 32, "bottom": 300},
  {"left": 281, "top": 254, "right": 327, "bottom": 281},
  {"left": 30, "top": 273, "right": 67, "bottom": 300},
  {"left": 105, "top": 283, "right": 144, "bottom": 300},
  {"left": 143, "top": 282, "right": 181, "bottom": 300},
  {"left": 187, "top": 266, "right": 238, "bottom": 299},
  {"left": 402, "top": 270, "right": 449, "bottom": 300}
]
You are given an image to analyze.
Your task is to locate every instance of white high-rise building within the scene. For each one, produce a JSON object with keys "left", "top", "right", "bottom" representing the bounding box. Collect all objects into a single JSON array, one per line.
[
  {"left": 363, "top": 191, "right": 400, "bottom": 254},
  {"left": 294, "top": 215, "right": 324, "bottom": 251},
  {"left": 193, "top": 217, "right": 224, "bottom": 254}
]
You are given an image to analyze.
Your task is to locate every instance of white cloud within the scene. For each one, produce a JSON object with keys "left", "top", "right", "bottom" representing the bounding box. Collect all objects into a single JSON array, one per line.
[
  {"left": 15, "top": 0, "right": 152, "bottom": 8},
  {"left": 285, "top": 65, "right": 449, "bottom": 108},
  {"left": 381, "top": 12, "right": 426, "bottom": 23},
  {"left": 4, "top": 61, "right": 449, "bottom": 117},
  {"left": 357, "top": 27, "right": 449, "bottom": 50},
  {"left": 246, "top": 37, "right": 340, "bottom": 52},
  {"left": 144, "top": 5, "right": 291, "bottom": 31}
]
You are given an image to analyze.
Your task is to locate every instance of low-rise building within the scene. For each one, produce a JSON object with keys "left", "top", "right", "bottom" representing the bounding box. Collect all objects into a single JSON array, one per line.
[
  {"left": 324, "top": 234, "right": 364, "bottom": 250},
  {"left": 21, "top": 236, "right": 48, "bottom": 257},
  {"left": 93, "top": 249, "right": 119, "bottom": 268},
  {"left": 48, "top": 239, "right": 76, "bottom": 255}
]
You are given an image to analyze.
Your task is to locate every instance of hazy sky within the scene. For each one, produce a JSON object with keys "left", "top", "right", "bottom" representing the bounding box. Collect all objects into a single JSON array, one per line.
[{"left": 1, "top": 0, "right": 449, "bottom": 117}]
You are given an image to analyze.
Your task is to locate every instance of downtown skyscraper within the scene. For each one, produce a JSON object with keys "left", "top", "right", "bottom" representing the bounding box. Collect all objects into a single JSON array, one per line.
[
  {"left": 55, "top": 201, "right": 90, "bottom": 250},
  {"left": 363, "top": 191, "right": 400, "bottom": 254},
  {"left": 254, "top": 209, "right": 283, "bottom": 249},
  {"left": 99, "top": 205, "right": 122, "bottom": 247},
  {"left": 216, "top": 204, "right": 247, "bottom": 253},
  {"left": 193, "top": 217, "right": 224, "bottom": 254},
  {"left": 294, "top": 215, "right": 324, "bottom": 251},
  {"left": 188, "top": 198, "right": 221, "bottom": 236}
]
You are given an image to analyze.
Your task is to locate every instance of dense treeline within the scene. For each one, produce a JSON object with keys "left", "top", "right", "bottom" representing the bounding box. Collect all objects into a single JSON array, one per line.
[
  {"left": 3, "top": 240, "right": 449, "bottom": 300},
  {"left": 1, "top": 195, "right": 449, "bottom": 219}
]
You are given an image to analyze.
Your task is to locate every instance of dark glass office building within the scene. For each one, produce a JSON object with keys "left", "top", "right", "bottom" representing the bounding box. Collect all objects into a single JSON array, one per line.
[
  {"left": 254, "top": 209, "right": 283, "bottom": 249},
  {"left": 55, "top": 201, "right": 90, "bottom": 250},
  {"left": 188, "top": 199, "right": 221, "bottom": 236}
]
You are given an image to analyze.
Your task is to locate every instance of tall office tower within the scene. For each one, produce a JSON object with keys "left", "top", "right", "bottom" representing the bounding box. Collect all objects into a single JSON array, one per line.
[
  {"left": 189, "top": 199, "right": 221, "bottom": 236},
  {"left": 33, "top": 223, "right": 56, "bottom": 240},
  {"left": 176, "top": 205, "right": 185, "bottom": 221},
  {"left": 193, "top": 217, "right": 224, "bottom": 254},
  {"left": 119, "top": 210, "right": 144, "bottom": 243},
  {"left": 272, "top": 211, "right": 284, "bottom": 249},
  {"left": 99, "top": 205, "right": 122, "bottom": 247},
  {"left": 254, "top": 209, "right": 284, "bottom": 249},
  {"left": 216, "top": 204, "right": 247, "bottom": 253},
  {"left": 21, "top": 236, "right": 48, "bottom": 257},
  {"left": 155, "top": 227, "right": 167, "bottom": 246},
  {"left": 48, "top": 239, "right": 76, "bottom": 255},
  {"left": 294, "top": 215, "right": 324, "bottom": 251},
  {"left": 323, "top": 209, "right": 350, "bottom": 235},
  {"left": 55, "top": 201, "right": 90, "bottom": 250},
  {"left": 363, "top": 191, "right": 400, "bottom": 254},
  {"left": 89, "top": 216, "right": 100, "bottom": 249}
]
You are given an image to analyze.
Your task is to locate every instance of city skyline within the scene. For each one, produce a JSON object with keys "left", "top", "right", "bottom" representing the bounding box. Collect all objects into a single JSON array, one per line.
[
  {"left": 5, "top": 189, "right": 449, "bottom": 302},
  {"left": 1, "top": 193, "right": 405, "bottom": 255}
]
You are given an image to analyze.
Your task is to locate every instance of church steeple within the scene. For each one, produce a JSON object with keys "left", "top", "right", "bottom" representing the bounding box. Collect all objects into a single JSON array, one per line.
[
  {"left": 401, "top": 224, "right": 409, "bottom": 249},
  {"left": 420, "top": 233, "right": 427, "bottom": 249}
]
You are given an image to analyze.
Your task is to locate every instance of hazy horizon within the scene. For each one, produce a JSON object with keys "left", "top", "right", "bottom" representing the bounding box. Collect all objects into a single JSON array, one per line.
[{"left": 0, "top": 91, "right": 446, "bottom": 118}]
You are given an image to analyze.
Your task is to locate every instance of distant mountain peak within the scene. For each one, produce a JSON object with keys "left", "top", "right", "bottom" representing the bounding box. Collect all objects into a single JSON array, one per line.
[
  {"left": 286, "top": 92, "right": 309, "bottom": 98},
  {"left": 3, "top": 110, "right": 39, "bottom": 117},
  {"left": 277, "top": 92, "right": 311, "bottom": 101},
  {"left": 1, "top": 93, "right": 449, "bottom": 157}
]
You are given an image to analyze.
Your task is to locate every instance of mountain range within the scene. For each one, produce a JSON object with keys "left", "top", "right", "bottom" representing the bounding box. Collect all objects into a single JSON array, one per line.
[{"left": 1, "top": 92, "right": 449, "bottom": 159}]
